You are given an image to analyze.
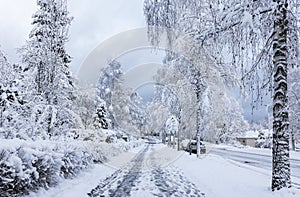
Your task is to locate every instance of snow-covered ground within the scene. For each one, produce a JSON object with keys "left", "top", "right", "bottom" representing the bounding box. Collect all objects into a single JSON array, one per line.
[
  {"left": 29, "top": 164, "right": 115, "bottom": 197},
  {"left": 29, "top": 143, "right": 300, "bottom": 197},
  {"left": 175, "top": 153, "right": 300, "bottom": 197},
  {"left": 209, "top": 143, "right": 300, "bottom": 159},
  {"left": 208, "top": 143, "right": 300, "bottom": 185}
]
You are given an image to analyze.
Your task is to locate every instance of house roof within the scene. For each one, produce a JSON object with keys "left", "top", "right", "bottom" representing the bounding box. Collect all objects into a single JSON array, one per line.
[
  {"left": 244, "top": 130, "right": 259, "bottom": 138},
  {"left": 238, "top": 129, "right": 272, "bottom": 139}
]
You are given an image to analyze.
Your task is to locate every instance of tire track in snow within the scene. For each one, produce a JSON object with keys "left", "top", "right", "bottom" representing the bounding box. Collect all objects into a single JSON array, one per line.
[{"left": 88, "top": 144, "right": 150, "bottom": 197}]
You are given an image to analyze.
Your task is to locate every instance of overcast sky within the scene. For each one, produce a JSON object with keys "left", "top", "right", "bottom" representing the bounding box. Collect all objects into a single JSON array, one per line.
[
  {"left": 0, "top": 0, "right": 145, "bottom": 74},
  {"left": 0, "top": 0, "right": 268, "bottom": 123}
]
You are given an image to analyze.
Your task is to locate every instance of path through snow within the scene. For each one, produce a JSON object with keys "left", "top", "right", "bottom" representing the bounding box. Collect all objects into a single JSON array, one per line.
[
  {"left": 30, "top": 143, "right": 300, "bottom": 197},
  {"left": 88, "top": 144, "right": 204, "bottom": 197}
]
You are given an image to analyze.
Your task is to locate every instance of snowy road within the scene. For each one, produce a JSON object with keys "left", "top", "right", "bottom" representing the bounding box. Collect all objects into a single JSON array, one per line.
[
  {"left": 88, "top": 144, "right": 205, "bottom": 197},
  {"left": 210, "top": 147, "right": 300, "bottom": 184}
]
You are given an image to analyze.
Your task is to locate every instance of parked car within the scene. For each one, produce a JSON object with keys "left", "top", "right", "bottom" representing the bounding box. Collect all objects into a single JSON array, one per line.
[{"left": 186, "top": 140, "right": 206, "bottom": 154}]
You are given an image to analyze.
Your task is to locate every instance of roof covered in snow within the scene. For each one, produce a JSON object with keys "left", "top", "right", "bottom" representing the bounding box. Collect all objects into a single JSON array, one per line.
[{"left": 238, "top": 129, "right": 272, "bottom": 139}]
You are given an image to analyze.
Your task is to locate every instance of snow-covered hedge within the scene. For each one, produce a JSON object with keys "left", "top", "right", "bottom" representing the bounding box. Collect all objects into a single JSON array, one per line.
[
  {"left": 0, "top": 139, "right": 92, "bottom": 196},
  {"left": 0, "top": 130, "right": 144, "bottom": 196},
  {"left": 85, "top": 138, "right": 144, "bottom": 162},
  {"left": 76, "top": 128, "right": 144, "bottom": 162}
]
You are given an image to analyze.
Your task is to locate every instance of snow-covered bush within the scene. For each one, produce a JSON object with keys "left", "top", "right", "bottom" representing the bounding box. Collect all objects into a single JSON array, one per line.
[
  {"left": 60, "top": 145, "right": 92, "bottom": 179},
  {"left": 115, "top": 138, "right": 144, "bottom": 151},
  {"left": 255, "top": 130, "right": 272, "bottom": 148},
  {"left": 0, "top": 139, "right": 92, "bottom": 196},
  {"left": 0, "top": 129, "right": 144, "bottom": 196},
  {"left": 74, "top": 128, "right": 144, "bottom": 162},
  {"left": 85, "top": 142, "right": 121, "bottom": 163},
  {"left": 105, "top": 135, "right": 117, "bottom": 143},
  {"left": 76, "top": 129, "right": 106, "bottom": 142},
  {"left": 84, "top": 138, "right": 144, "bottom": 163}
]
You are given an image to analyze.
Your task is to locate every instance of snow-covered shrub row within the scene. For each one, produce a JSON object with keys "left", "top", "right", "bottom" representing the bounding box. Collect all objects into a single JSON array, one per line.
[
  {"left": 0, "top": 129, "right": 144, "bottom": 196},
  {"left": 85, "top": 142, "right": 121, "bottom": 162},
  {"left": 84, "top": 138, "right": 144, "bottom": 163},
  {"left": 115, "top": 138, "right": 144, "bottom": 151},
  {"left": 76, "top": 128, "right": 144, "bottom": 162},
  {"left": 0, "top": 139, "right": 92, "bottom": 196}
]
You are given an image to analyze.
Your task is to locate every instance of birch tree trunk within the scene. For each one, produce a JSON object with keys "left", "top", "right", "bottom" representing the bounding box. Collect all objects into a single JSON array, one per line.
[{"left": 271, "top": 0, "right": 291, "bottom": 190}]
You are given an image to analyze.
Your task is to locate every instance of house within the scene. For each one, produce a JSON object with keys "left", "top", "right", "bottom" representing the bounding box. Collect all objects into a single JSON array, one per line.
[
  {"left": 237, "top": 129, "right": 273, "bottom": 148},
  {"left": 237, "top": 137, "right": 258, "bottom": 147},
  {"left": 236, "top": 131, "right": 258, "bottom": 147}
]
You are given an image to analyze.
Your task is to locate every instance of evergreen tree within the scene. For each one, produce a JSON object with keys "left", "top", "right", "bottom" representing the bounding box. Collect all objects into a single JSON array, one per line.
[
  {"left": 93, "top": 104, "right": 109, "bottom": 129},
  {"left": 256, "top": 130, "right": 267, "bottom": 148},
  {"left": 0, "top": 50, "right": 26, "bottom": 139},
  {"left": 21, "top": 0, "right": 76, "bottom": 139}
]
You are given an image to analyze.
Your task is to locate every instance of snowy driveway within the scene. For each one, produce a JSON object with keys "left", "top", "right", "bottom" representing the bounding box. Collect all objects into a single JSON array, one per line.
[{"left": 88, "top": 144, "right": 204, "bottom": 197}]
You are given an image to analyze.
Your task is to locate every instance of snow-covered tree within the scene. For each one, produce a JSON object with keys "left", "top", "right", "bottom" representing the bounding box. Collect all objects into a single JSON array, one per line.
[
  {"left": 165, "top": 115, "right": 179, "bottom": 136},
  {"left": 146, "top": 102, "right": 169, "bottom": 137},
  {"left": 256, "top": 129, "right": 272, "bottom": 148},
  {"left": 165, "top": 115, "right": 179, "bottom": 147},
  {"left": 218, "top": 94, "right": 249, "bottom": 143},
  {"left": 111, "top": 83, "right": 142, "bottom": 136},
  {"left": 0, "top": 50, "right": 27, "bottom": 139},
  {"left": 270, "top": 1, "right": 293, "bottom": 189},
  {"left": 155, "top": 55, "right": 248, "bottom": 143},
  {"left": 288, "top": 67, "right": 300, "bottom": 150},
  {"left": 96, "top": 60, "right": 123, "bottom": 129},
  {"left": 129, "top": 92, "right": 148, "bottom": 133},
  {"left": 199, "top": 87, "right": 212, "bottom": 141},
  {"left": 144, "top": 0, "right": 300, "bottom": 190},
  {"left": 73, "top": 84, "right": 95, "bottom": 130},
  {"left": 20, "top": 0, "right": 77, "bottom": 139},
  {"left": 153, "top": 84, "right": 181, "bottom": 119},
  {"left": 93, "top": 105, "right": 109, "bottom": 130},
  {"left": 153, "top": 66, "right": 197, "bottom": 139},
  {"left": 97, "top": 60, "right": 148, "bottom": 136},
  {"left": 0, "top": 50, "right": 13, "bottom": 131}
]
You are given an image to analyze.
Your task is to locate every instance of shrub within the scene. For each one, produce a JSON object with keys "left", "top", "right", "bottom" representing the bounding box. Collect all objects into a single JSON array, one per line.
[{"left": 0, "top": 139, "right": 92, "bottom": 196}]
